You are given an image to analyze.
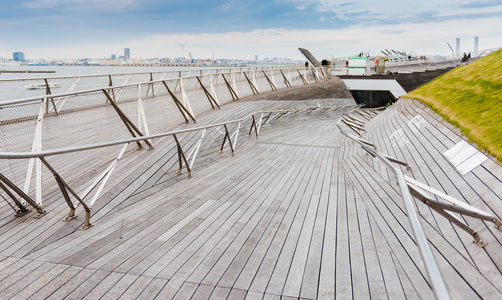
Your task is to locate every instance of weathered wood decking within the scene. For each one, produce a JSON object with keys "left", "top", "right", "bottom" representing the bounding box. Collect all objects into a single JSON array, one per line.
[{"left": 0, "top": 95, "right": 501, "bottom": 299}]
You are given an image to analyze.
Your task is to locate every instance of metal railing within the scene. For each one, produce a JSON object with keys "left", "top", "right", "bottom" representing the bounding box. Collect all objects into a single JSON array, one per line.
[
  {"left": 0, "top": 65, "right": 327, "bottom": 103},
  {"left": 337, "top": 116, "right": 451, "bottom": 300},
  {"left": 0, "top": 60, "right": 348, "bottom": 228},
  {"left": 0, "top": 65, "right": 330, "bottom": 227},
  {"left": 338, "top": 107, "right": 502, "bottom": 299}
]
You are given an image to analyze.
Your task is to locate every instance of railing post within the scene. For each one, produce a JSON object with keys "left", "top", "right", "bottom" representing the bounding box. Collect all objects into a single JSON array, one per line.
[
  {"left": 102, "top": 89, "right": 153, "bottom": 150},
  {"left": 137, "top": 84, "right": 152, "bottom": 145},
  {"left": 162, "top": 81, "right": 197, "bottom": 123},
  {"left": 220, "top": 124, "right": 234, "bottom": 156},
  {"left": 24, "top": 97, "right": 46, "bottom": 207},
  {"left": 173, "top": 134, "right": 191, "bottom": 178},
  {"left": 232, "top": 70, "right": 240, "bottom": 98},
  {"left": 39, "top": 157, "right": 92, "bottom": 229},
  {"left": 249, "top": 115, "right": 259, "bottom": 139},
  {"left": 0, "top": 173, "right": 46, "bottom": 216},
  {"left": 0, "top": 178, "right": 31, "bottom": 217},
  {"left": 209, "top": 73, "right": 220, "bottom": 106}
]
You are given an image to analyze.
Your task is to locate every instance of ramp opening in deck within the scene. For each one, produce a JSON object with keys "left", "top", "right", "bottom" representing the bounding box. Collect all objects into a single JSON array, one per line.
[{"left": 342, "top": 79, "right": 406, "bottom": 107}]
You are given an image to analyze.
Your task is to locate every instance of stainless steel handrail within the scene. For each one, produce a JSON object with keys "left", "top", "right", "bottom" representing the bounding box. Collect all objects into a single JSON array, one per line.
[
  {"left": 0, "top": 66, "right": 318, "bottom": 106},
  {"left": 0, "top": 104, "right": 353, "bottom": 228},
  {"left": 0, "top": 105, "right": 353, "bottom": 159},
  {"left": 337, "top": 120, "right": 452, "bottom": 300},
  {"left": 0, "top": 65, "right": 297, "bottom": 82}
]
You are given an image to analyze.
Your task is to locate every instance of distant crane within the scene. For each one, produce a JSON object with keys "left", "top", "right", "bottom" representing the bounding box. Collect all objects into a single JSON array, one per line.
[{"left": 177, "top": 41, "right": 187, "bottom": 60}]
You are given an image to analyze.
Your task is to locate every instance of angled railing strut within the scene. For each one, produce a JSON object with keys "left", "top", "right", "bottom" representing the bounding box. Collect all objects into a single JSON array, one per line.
[
  {"left": 0, "top": 173, "right": 45, "bottom": 216},
  {"left": 280, "top": 70, "right": 292, "bottom": 88},
  {"left": 39, "top": 157, "right": 92, "bottom": 229},
  {"left": 196, "top": 76, "right": 220, "bottom": 109},
  {"left": 243, "top": 72, "right": 260, "bottom": 95},
  {"left": 102, "top": 89, "right": 154, "bottom": 150},
  {"left": 161, "top": 81, "right": 197, "bottom": 124},
  {"left": 221, "top": 74, "right": 239, "bottom": 101},
  {"left": 296, "top": 69, "right": 308, "bottom": 85},
  {"left": 262, "top": 70, "right": 277, "bottom": 91}
]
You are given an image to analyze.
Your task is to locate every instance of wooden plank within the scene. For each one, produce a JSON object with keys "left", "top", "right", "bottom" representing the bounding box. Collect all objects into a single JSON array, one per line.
[
  {"left": 0, "top": 260, "right": 45, "bottom": 294},
  {"left": 227, "top": 148, "right": 315, "bottom": 292},
  {"left": 10, "top": 264, "right": 76, "bottom": 299},
  {"left": 100, "top": 273, "right": 140, "bottom": 299},
  {"left": 368, "top": 211, "right": 406, "bottom": 299},
  {"left": 245, "top": 291, "right": 264, "bottom": 300},
  {"left": 264, "top": 147, "right": 325, "bottom": 295},
  {"left": 173, "top": 281, "right": 199, "bottom": 299},
  {"left": 155, "top": 145, "right": 310, "bottom": 283},
  {"left": 154, "top": 279, "right": 183, "bottom": 299},
  {"left": 211, "top": 286, "right": 231, "bottom": 299},
  {"left": 247, "top": 147, "right": 322, "bottom": 295},
  {"left": 190, "top": 284, "right": 214, "bottom": 299},
  {"left": 299, "top": 149, "right": 335, "bottom": 300},
  {"left": 82, "top": 272, "right": 125, "bottom": 299},
  {"left": 345, "top": 182, "right": 371, "bottom": 299},
  {"left": 208, "top": 146, "right": 316, "bottom": 289},
  {"left": 0, "top": 257, "right": 31, "bottom": 281},
  {"left": 63, "top": 269, "right": 111, "bottom": 299},
  {"left": 263, "top": 293, "right": 281, "bottom": 300},
  {"left": 114, "top": 275, "right": 153, "bottom": 299},
  {"left": 391, "top": 105, "right": 502, "bottom": 273},
  {"left": 0, "top": 262, "right": 54, "bottom": 298},
  {"left": 343, "top": 156, "right": 502, "bottom": 299},
  {"left": 334, "top": 163, "right": 353, "bottom": 299},
  {"left": 130, "top": 145, "right": 291, "bottom": 278},
  {"left": 227, "top": 288, "right": 248, "bottom": 299},
  {"left": 136, "top": 277, "right": 168, "bottom": 299},
  {"left": 341, "top": 158, "right": 435, "bottom": 299},
  {"left": 45, "top": 267, "right": 95, "bottom": 299},
  {"left": 316, "top": 149, "right": 339, "bottom": 299},
  {"left": 283, "top": 149, "right": 331, "bottom": 298}
]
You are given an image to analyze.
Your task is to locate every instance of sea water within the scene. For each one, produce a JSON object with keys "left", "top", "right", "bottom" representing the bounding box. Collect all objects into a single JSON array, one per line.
[{"left": 0, "top": 65, "right": 211, "bottom": 103}]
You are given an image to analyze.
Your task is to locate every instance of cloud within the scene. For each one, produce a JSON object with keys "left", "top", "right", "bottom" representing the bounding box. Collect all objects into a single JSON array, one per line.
[
  {"left": 16, "top": 15, "right": 500, "bottom": 60},
  {"left": 23, "top": 0, "right": 135, "bottom": 10},
  {"left": 0, "top": 1, "right": 500, "bottom": 60},
  {"left": 457, "top": 0, "right": 500, "bottom": 8}
]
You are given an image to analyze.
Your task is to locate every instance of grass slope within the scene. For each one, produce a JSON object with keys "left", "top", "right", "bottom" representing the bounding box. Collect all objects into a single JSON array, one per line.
[{"left": 405, "top": 48, "right": 502, "bottom": 163}]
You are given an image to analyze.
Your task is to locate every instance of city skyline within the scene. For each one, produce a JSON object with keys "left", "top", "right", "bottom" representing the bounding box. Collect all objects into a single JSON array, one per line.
[{"left": 0, "top": 1, "right": 501, "bottom": 60}]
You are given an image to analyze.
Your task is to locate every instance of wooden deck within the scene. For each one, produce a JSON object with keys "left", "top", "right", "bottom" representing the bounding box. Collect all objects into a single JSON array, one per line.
[{"left": 0, "top": 95, "right": 501, "bottom": 299}]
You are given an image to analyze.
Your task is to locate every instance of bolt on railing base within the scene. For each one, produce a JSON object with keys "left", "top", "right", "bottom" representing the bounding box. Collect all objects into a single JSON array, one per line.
[
  {"left": 78, "top": 210, "right": 92, "bottom": 230},
  {"left": 15, "top": 208, "right": 31, "bottom": 217},
  {"left": 62, "top": 209, "right": 77, "bottom": 222},
  {"left": 472, "top": 231, "right": 487, "bottom": 247},
  {"left": 81, "top": 224, "right": 93, "bottom": 230},
  {"left": 33, "top": 211, "right": 47, "bottom": 219},
  {"left": 493, "top": 219, "right": 502, "bottom": 230}
]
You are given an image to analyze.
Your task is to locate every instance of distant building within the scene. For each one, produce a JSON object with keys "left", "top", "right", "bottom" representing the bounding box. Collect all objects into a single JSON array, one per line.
[
  {"left": 124, "top": 48, "right": 130, "bottom": 59},
  {"left": 111, "top": 54, "right": 116, "bottom": 60},
  {"left": 13, "top": 52, "right": 25, "bottom": 62},
  {"left": 255, "top": 55, "right": 258, "bottom": 61}
]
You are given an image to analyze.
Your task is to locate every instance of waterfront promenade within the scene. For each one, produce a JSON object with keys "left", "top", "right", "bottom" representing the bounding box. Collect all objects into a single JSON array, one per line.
[{"left": 0, "top": 67, "right": 501, "bottom": 299}]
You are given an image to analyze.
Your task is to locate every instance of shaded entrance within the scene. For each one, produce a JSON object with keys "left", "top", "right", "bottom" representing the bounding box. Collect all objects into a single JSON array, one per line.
[{"left": 342, "top": 79, "right": 406, "bottom": 108}]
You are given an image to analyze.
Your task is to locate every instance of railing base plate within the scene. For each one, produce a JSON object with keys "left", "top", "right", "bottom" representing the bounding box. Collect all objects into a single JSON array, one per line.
[
  {"left": 33, "top": 211, "right": 47, "bottom": 219},
  {"left": 80, "top": 224, "right": 93, "bottom": 231},
  {"left": 15, "top": 209, "right": 31, "bottom": 217},
  {"left": 62, "top": 215, "right": 77, "bottom": 222}
]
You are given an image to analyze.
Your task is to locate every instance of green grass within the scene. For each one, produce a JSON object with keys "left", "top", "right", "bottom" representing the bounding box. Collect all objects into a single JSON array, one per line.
[{"left": 405, "top": 48, "right": 502, "bottom": 163}]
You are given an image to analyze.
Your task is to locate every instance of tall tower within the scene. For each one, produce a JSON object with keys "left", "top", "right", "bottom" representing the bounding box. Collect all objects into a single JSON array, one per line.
[
  {"left": 474, "top": 37, "right": 479, "bottom": 57},
  {"left": 455, "top": 38, "right": 460, "bottom": 56},
  {"left": 124, "top": 48, "right": 130, "bottom": 59}
]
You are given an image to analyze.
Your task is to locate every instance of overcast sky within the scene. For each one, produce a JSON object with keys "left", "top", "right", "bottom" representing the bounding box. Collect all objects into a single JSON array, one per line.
[{"left": 0, "top": 0, "right": 501, "bottom": 60}]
